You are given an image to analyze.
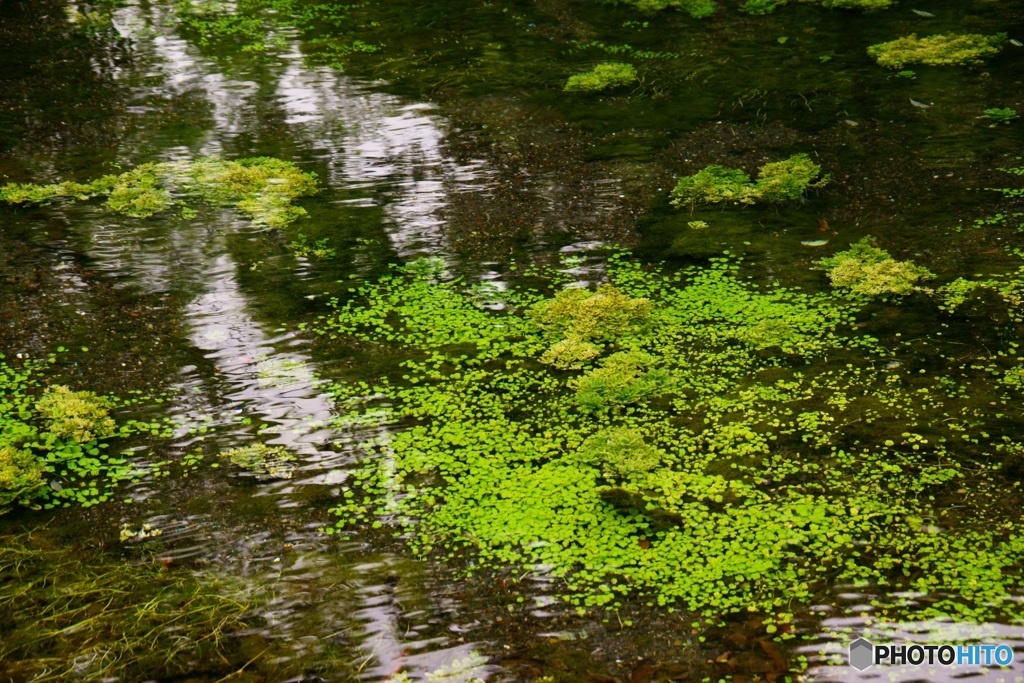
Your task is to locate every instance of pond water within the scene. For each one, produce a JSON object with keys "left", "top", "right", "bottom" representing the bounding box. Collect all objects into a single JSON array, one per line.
[{"left": 2, "top": 0, "right": 1024, "bottom": 680}]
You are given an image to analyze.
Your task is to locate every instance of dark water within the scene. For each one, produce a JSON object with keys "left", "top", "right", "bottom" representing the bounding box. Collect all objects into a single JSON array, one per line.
[{"left": 2, "top": 0, "right": 1024, "bottom": 680}]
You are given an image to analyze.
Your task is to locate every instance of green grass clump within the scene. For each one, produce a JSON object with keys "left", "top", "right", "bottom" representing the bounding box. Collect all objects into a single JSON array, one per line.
[
  {"left": 670, "top": 153, "right": 828, "bottom": 207},
  {"left": 816, "top": 237, "right": 934, "bottom": 297},
  {"left": 0, "top": 157, "right": 318, "bottom": 228},
  {"left": 868, "top": 33, "right": 1005, "bottom": 68},
  {"left": 220, "top": 443, "right": 296, "bottom": 479},
  {"left": 564, "top": 62, "right": 638, "bottom": 92}
]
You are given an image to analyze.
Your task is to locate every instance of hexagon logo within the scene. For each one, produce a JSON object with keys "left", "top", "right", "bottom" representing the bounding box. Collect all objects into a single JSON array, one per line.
[{"left": 849, "top": 638, "right": 874, "bottom": 671}]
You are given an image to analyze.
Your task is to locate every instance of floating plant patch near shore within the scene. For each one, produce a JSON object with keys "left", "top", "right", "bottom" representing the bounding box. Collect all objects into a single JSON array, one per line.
[
  {"left": 0, "top": 157, "right": 319, "bottom": 229},
  {"left": 313, "top": 254, "right": 1024, "bottom": 628}
]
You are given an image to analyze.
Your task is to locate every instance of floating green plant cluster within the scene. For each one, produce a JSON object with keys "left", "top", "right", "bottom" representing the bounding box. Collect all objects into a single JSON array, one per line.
[
  {"left": 0, "top": 157, "right": 318, "bottom": 229},
  {"left": 670, "top": 154, "right": 828, "bottom": 207},
  {"left": 0, "top": 353, "right": 170, "bottom": 513},
  {"left": 816, "top": 237, "right": 934, "bottom": 297},
  {"left": 867, "top": 33, "right": 1005, "bottom": 68},
  {"left": 312, "top": 255, "right": 1024, "bottom": 625},
  {"left": 564, "top": 62, "right": 638, "bottom": 92}
]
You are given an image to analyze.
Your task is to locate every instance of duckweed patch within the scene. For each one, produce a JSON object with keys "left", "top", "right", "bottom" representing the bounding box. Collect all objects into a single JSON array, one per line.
[
  {"left": 314, "top": 255, "right": 1024, "bottom": 624},
  {"left": 0, "top": 157, "right": 318, "bottom": 229},
  {"left": 867, "top": 33, "right": 1005, "bottom": 68},
  {"left": 564, "top": 62, "right": 638, "bottom": 92},
  {"left": 670, "top": 154, "right": 828, "bottom": 207},
  {"left": 816, "top": 237, "right": 934, "bottom": 297}
]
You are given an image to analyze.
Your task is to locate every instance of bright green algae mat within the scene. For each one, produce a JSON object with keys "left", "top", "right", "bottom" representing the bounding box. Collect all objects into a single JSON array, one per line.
[{"left": 309, "top": 255, "right": 1024, "bottom": 629}]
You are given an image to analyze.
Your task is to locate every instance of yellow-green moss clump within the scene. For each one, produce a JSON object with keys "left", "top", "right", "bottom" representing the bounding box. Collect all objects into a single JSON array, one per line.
[
  {"left": 35, "top": 385, "right": 116, "bottom": 443},
  {"left": 531, "top": 284, "right": 652, "bottom": 342},
  {"left": 0, "top": 157, "right": 318, "bottom": 228},
  {"left": 0, "top": 444, "right": 45, "bottom": 514},
  {"left": 816, "top": 237, "right": 934, "bottom": 297},
  {"left": 670, "top": 153, "right": 828, "bottom": 207},
  {"left": 564, "top": 62, "right": 638, "bottom": 92},
  {"left": 867, "top": 33, "right": 1005, "bottom": 68}
]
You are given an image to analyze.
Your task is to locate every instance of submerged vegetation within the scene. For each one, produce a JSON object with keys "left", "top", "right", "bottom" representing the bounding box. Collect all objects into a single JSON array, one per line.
[
  {"left": 867, "top": 33, "right": 1005, "bottom": 68},
  {"left": 0, "top": 157, "right": 318, "bottom": 229},
  {"left": 313, "top": 255, "right": 1024, "bottom": 625},
  {"left": 670, "top": 154, "right": 828, "bottom": 207},
  {"left": 0, "top": 535, "right": 261, "bottom": 681},
  {"left": 220, "top": 443, "right": 297, "bottom": 479}
]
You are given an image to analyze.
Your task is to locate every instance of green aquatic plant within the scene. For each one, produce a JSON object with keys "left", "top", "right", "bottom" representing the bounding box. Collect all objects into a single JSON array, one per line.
[
  {"left": 571, "top": 350, "right": 666, "bottom": 412},
  {"left": 35, "top": 385, "right": 116, "bottom": 443},
  {"left": 0, "top": 353, "right": 171, "bottom": 514},
  {"left": 0, "top": 157, "right": 318, "bottom": 228},
  {"left": 181, "top": 156, "right": 319, "bottom": 228},
  {"left": 220, "top": 443, "right": 296, "bottom": 479},
  {"left": 613, "top": 0, "right": 716, "bottom": 18},
  {"left": 741, "top": 0, "right": 891, "bottom": 14},
  {"left": 816, "top": 237, "right": 934, "bottom": 296},
  {"left": 0, "top": 534, "right": 263, "bottom": 681},
  {"left": 867, "top": 33, "right": 1005, "bottom": 68},
  {"left": 540, "top": 338, "right": 602, "bottom": 370},
  {"left": 289, "top": 232, "right": 337, "bottom": 259},
  {"left": 982, "top": 107, "right": 1019, "bottom": 125},
  {"left": 576, "top": 427, "right": 664, "bottom": 480},
  {"left": 531, "top": 284, "right": 652, "bottom": 343},
  {"left": 564, "top": 62, "right": 638, "bottom": 92},
  {"left": 0, "top": 444, "right": 45, "bottom": 514},
  {"left": 312, "top": 254, "right": 1024, "bottom": 624},
  {"left": 670, "top": 154, "right": 828, "bottom": 207}
]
